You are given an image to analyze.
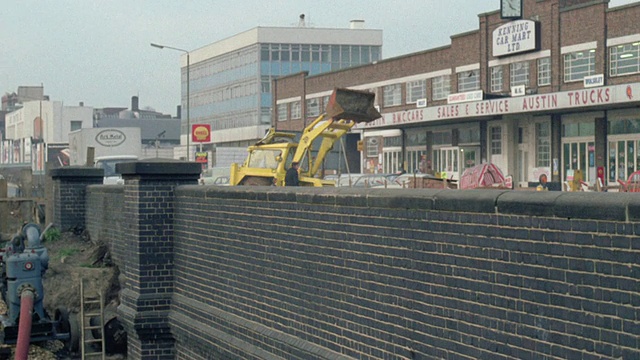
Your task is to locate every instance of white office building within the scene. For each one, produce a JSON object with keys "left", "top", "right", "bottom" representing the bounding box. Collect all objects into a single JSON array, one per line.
[{"left": 176, "top": 20, "right": 383, "bottom": 158}]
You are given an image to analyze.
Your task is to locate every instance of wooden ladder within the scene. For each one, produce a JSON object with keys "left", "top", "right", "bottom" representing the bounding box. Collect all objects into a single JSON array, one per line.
[{"left": 80, "top": 279, "right": 106, "bottom": 359}]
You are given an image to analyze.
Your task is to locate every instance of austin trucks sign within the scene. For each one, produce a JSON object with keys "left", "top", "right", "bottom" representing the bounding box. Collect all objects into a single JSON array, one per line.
[
  {"left": 493, "top": 20, "right": 540, "bottom": 57},
  {"left": 95, "top": 129, "right": 126, "bottom": 147}
]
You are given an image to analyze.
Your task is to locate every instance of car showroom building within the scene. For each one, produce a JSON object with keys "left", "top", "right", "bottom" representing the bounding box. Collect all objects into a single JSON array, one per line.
[{"left": 273, "top": 0, "right": 640, "bottom": 189}]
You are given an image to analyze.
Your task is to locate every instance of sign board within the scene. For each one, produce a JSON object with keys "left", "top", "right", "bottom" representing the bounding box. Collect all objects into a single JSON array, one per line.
[
  {"left": 95, "top": 129, "right": 126, "bottom": 147},
  {"left": 584, "top": 74, "right": 604, "bottom": 88},
  {"left": 192, "top": 124, "right": 211, "bottom": 143},
  {"left": 195, "top": 151, "right": 208, "bottom": 163},
  {"left": 355, "top": 82, "right": 640, "bottom": 130},
  {"left": 448, "top": 90, "right": 483, "bottom": 104},
  {"left": 493, "top": 20, "right": 540, "bottom": 57},
  {"left": 511, "top": 85, "right": 526, "bottom": 97}
]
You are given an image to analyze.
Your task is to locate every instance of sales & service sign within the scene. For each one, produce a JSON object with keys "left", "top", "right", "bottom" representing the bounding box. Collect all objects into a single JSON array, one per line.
[{"left": 493, "top": 20, "right": 540, "bottom": 57}]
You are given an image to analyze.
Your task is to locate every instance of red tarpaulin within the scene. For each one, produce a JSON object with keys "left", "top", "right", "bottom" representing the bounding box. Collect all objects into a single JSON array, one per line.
[{"left": 459, "top": 163, "right": 506, "bottom": 190}]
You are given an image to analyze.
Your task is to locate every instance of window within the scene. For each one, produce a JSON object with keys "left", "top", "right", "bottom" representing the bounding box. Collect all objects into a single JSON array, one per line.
[
  {"left": 407, "top": 80, "right": 426, "bottom": 103},
  {"left": 261, "top": 76, "right": 270, "bottom": 93},
  {"left": 538, "top": 57, "right": 551, "bottom": 86},
  {"left": 457, "top": 70, "right": 480, "bottom": 92},
  {"left": 383, "top": 84, "right": 401, "bottom": 107},
  {"left": 291, "top": 101, "right": 301, "bottom": 119},
  {"left": 306, "top": 98, "right": 320, "bottom": 118},
  {"left": 564, "top": 50, "right": 596, "bottom": 82},
  {"left": 366, "top": 137, "right": 379, "bottom": 158},
  {"left": 510, "top": 61, "right": 530, "bottom": 87},
  {"left": 70, "top": 121, "right": 82, "bottom": 132},
  {"left": 536, "top": 122, "right": 550, "bottom": 167},
  {"left": 490, "top": 66, "right": 503, "bottom": 93},
  {"left": 490, "top": 126, "right": 502, "bottom": 155},
  {"left": 321, "top": 95, "right": 330, "bottom": 112},
  {"left": 277, "top": 103, "right": 287, "bottom": 122},
  {"left": 610, "top": 42, "right": 640, "bottom": 76},
  {"left": 432, "top": 75, "right": 450, "bottom": 100}
]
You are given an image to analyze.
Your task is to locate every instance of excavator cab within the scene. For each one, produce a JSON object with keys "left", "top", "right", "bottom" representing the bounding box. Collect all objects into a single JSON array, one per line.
[{"left": 230, "top": 88, "right": 381, "bottom": 187}]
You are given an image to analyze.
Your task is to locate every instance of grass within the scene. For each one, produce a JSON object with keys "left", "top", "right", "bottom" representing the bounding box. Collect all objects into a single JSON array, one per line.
[{"left": 42, "top": 228, "right": 62, "bottom": 243}]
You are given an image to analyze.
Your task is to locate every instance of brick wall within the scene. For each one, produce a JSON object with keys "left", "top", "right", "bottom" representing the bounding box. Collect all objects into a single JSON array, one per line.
[
  {"left": 165, "top": 187, "right": 639, "bottom": 360},
  {"left": 83, "top": 172, "right": 639, "bottom": 359},
  {"left": 50, "top": 167, "right": 104, "bottom": 232}
]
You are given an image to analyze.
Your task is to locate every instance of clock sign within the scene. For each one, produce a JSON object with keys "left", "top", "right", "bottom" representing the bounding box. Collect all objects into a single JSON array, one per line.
[{"left": 501, "top": 0, "right": 523, "bottom": 19}]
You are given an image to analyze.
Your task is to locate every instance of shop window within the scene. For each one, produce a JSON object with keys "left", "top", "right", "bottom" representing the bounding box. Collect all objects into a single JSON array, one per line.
[
  {"left": 608, "top": 119, "right": 640, "bottom": 135},
  {"left": 536, "top": 122, "right": 550, "bottom": 167},
  {"left": 432, "top": 75, "right": 451, "bottom": 101},
  {"left": 407, "top": 80, "right": 426, "bottom": 104},
  {"left": 459, "top": 127, "right": 480, "bottom": 144},
  {"left": 510, "top": 61, "right": 530, "bottom": 87},
  {"left": 457, "top": 70, "right": 480, "bottom": 92},
  {"left": 564, "top": 50, "right": 596, "bottom": 82},
  {"left": 432, "top": 131, "right": 452, "bottom": 146},
  {"left": 277, "top": 103, "right": 287, "bottom": 122},
  {"left": 383, "top": 84, "right": 402, "bottom": 107},
  {"left": 384, "top": 136, "right": 402, "bottom": 147},
  {"left": 306, "top": 98, "right": 320, "bottom": 118},
  {"left": 538, "top": 57, "right": 551, "bottom": 86},
  {"left": 610, "top": 42, "right": 640, "bottom": 76},
  {"left": 490, "top": 126, "right": 502, "bottom": 155},
  {"left": 491, "top": 66, "right": 503, "bottom": 93},
  {"left": 291, "top": 101, "right": 301, "bottom": 119}
]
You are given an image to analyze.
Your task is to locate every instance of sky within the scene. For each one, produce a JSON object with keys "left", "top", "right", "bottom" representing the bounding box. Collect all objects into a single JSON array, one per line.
[{"left": 1, "top": 0, "right": 637, "bottom": 116}]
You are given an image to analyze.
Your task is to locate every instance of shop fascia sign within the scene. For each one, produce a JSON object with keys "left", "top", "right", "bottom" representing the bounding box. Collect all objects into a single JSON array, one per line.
[
  {"left": 356, "top": 82, "right": 640, "bottom": 129},
  {"left": 493, "top": 19, "right": 540, "bottom": 57}
]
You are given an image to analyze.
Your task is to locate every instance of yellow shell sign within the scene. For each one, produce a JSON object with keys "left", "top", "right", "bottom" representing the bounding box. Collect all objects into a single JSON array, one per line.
[{"left": 191, "top": 124, "right": 211, "bottom": 142}]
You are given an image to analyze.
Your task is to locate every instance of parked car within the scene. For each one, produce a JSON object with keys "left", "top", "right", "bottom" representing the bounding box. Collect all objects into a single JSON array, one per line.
[
  {"left": 324, "top": 174, "right": 363, "bottom": 187},
  {"left": 352, "top": 174, "right": 397, "bottom": 188},
  {"left": 200, "top": 167, "right": 230, "bottom": 185}
]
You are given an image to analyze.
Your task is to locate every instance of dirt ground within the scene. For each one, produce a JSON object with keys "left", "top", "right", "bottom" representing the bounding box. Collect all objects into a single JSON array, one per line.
[{"left": 0, "top": 229, "right": 125, "bottom": 359}]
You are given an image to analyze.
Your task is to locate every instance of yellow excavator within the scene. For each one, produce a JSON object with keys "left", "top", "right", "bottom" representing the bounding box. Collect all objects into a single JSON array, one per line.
[{"left": 230, "top": 88, "right": 381, "bottom": 186}]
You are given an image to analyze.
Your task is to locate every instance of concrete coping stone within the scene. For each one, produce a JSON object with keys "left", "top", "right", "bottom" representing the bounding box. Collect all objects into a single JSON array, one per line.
[
  {"left": 49, "top": 166, "right": 104, "bottom": 179},
  {"left": 186, "top": 186, "right": 640, "bottom": 222}
]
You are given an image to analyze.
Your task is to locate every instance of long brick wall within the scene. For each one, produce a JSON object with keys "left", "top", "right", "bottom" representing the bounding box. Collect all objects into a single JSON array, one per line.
[
  {"left": 79, "top": 164, "right": 639, "bottom": 359},
  {"left": 168, "top": 187, "right": 639, "bottom": 360}
]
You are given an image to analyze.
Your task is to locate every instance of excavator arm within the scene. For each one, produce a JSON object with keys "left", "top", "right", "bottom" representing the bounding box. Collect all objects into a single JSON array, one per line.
[{"left": 230, "top": 88, "right": 381, "bottom": 187}]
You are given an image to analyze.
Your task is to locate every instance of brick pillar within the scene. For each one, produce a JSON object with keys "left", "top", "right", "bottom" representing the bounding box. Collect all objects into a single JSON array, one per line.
[
  {"left": 49, "top": 167, "right": 104, "bottom": 231},
  {"left": 116, "top": 160, "right": 201, "bottom": 360}
]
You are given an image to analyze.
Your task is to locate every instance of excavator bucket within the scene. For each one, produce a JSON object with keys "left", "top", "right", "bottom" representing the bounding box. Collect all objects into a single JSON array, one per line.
[{"left": 325, "top": 88, "right": 381, "bottom": 123}]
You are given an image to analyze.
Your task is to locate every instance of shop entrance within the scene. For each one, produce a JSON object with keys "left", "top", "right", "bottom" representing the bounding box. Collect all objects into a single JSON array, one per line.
[
  {"left": 562, "top": 139, "right": 595, "bottom": 183},
  {"left": 433, "top": 147, "right": 459, "bottom": 180}
]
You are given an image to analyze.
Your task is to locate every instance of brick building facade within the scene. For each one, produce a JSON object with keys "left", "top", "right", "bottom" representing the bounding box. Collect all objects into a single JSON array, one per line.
[{"left": 274, "top": 0, "right": 640, "bottom": 189}]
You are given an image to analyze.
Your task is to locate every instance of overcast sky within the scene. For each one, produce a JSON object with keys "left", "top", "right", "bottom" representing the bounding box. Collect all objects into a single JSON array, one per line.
[{"left": 1, "top": 0, "right": 637, "bottom": 115}]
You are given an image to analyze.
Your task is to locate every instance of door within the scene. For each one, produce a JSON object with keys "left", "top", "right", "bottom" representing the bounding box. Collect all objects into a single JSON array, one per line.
[
  {"left": 461, "top": 147, "right": 479, "bottom": 172},
  {"left": 433, "top": 147, "right": 460, "bottom": 180},
  {"left": 517, "top": 126, "right": 529, "bottom": 187},
  {"left": 562, "top": 139, "right": 594, "bottom": 183}
]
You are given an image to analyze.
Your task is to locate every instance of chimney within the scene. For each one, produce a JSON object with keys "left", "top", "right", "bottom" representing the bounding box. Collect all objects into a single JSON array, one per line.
[
  {"left": 176, "top": 105, "right": 182, "bottom": 119},
  {"left": 298, "top": 14, "right": 306, "bottom": 27},
  {"left": 79, "top": 102, "right": 84, "bottom": 107},
  {"left": 350, "top": 20, "right": 365, "bottom": 29},
  {"left": 131, "top": 96, "right": 139, "bottom": 111}
]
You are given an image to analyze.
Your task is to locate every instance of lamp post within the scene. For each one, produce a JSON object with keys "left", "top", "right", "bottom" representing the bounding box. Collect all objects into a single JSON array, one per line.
[{"left": 151, "top": 42, "right": 191, "bottom": 161}]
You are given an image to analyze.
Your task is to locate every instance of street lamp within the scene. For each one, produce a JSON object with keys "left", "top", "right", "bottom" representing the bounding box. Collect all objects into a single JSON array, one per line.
[{"left": 151, "top": 42, "right": 191, "bottom": 161}]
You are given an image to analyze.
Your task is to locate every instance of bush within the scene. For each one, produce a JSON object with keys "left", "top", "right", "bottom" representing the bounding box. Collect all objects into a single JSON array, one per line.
[{"left": 42, "top": 228, "right": 62, "bottom": 243}]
